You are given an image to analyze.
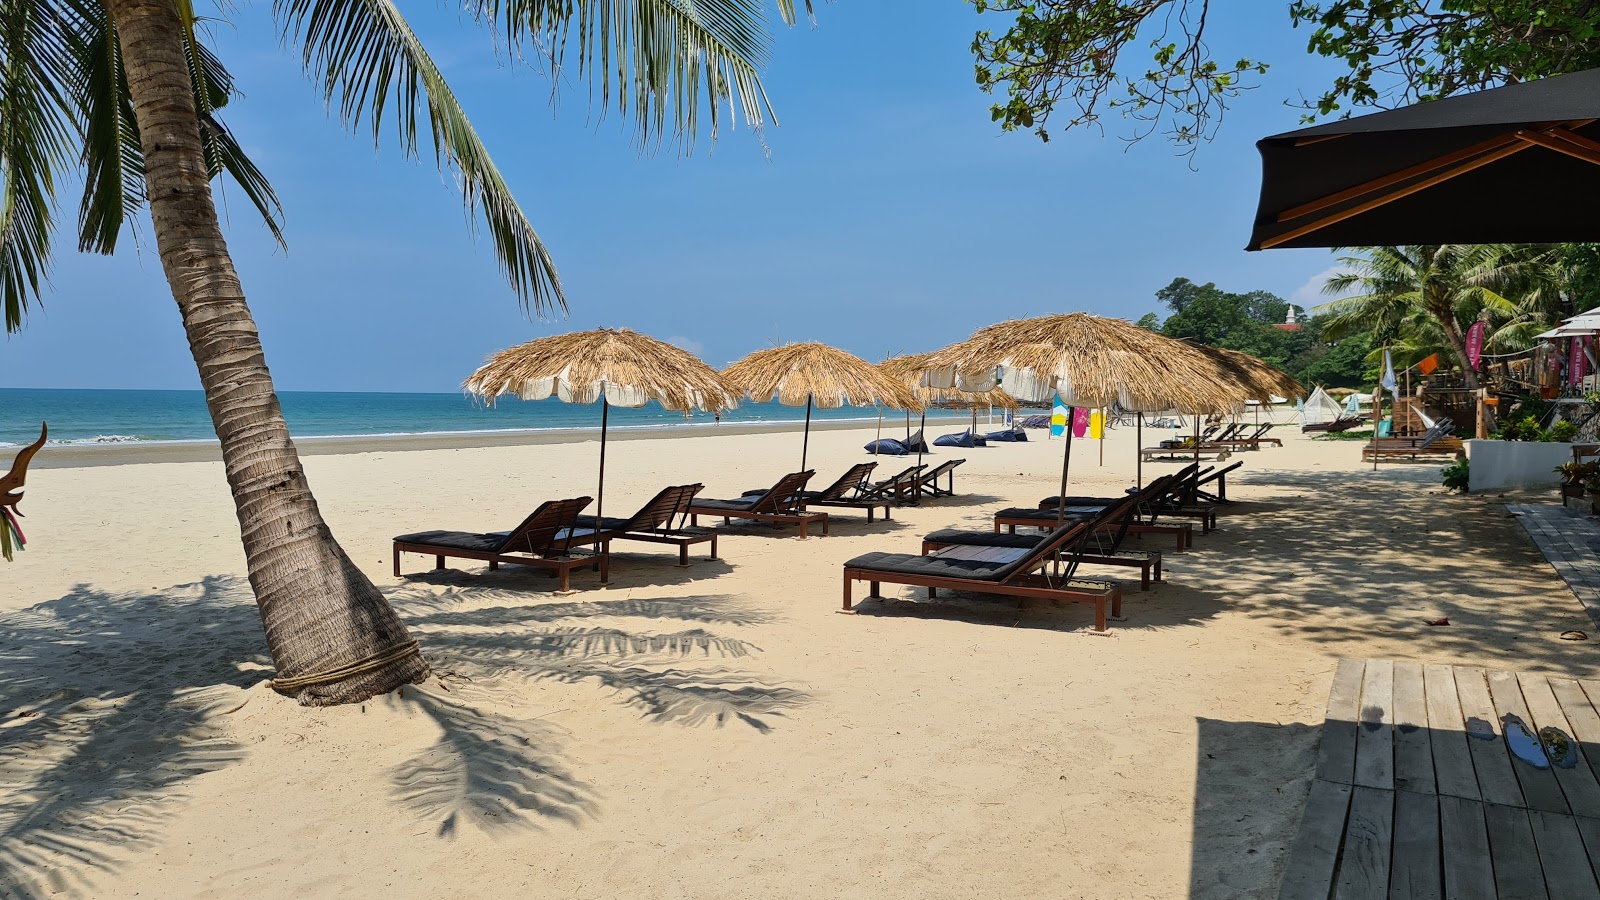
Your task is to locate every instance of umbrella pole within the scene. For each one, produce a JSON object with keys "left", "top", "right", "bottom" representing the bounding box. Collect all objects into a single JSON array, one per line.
[
  {"left": 916, "top": 410, "right": 927, "bottom": 469},
  {"left": 598, "top": 397, "right": 609, "bottom": 585},
  {"left": 1194, "top": 415, "right": 1201, "bottom": 464},
  {"left": 1136, "top": 413, "right": 1143, "bottom": 491},
  {"left": 1056, "top": 406, "right": 1075, "bottom": 525},
  {"left": 874, "top": 407, "right": 882, "bottom": 455},
  {"left": 1098, "top": 410, "right": 1104, "bottom": 467},
  {"left": 801, "top": 395, "right": 814, "bottom": 471}
]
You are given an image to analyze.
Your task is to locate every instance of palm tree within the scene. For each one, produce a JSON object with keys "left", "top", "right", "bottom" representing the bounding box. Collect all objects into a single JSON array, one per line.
[
  {"left": 1316, "top": 245, "right": 1563, "bottom": 390},
  {"left": 1, "top": 0, "right": 807, "bottom": 705}
]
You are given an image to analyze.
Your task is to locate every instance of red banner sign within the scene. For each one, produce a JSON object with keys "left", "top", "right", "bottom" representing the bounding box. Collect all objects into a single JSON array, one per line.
[
  {"left": 1571, "top": 337, "right": 1589, "bottom": 386},
  {"left": 1465, "top": 321, "right": 1487, "bottom": 370}
]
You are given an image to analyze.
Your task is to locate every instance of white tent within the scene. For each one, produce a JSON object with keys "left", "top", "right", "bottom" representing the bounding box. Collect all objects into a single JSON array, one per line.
[{"left": 1301, "top": 386, "right": 1346, "bottom": 428}]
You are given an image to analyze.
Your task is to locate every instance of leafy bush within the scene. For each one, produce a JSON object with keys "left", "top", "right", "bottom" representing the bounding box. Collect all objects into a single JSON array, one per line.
[
  {"left": 1493, "top": 416, "right": 1547, "bottom": 442},
  {"left": 1550, "top": 420, "right": 1581, "bottom": 442},
  {"left": 1556, "top": 461, "right": 1599, "bottom": 484},
  {"left": 1441, "top": 459, "right": 1470, "bottom": 493}
]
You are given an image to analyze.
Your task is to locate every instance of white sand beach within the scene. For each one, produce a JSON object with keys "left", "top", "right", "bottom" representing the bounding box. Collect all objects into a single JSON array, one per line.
[{"left": 3, "top": 421, "right": 1594, "bottom": 899}]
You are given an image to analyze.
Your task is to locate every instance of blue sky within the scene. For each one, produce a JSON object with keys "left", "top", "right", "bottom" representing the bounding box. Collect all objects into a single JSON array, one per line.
[{"left": 1, "top": 1, "right": 1353, "bottom": 392}]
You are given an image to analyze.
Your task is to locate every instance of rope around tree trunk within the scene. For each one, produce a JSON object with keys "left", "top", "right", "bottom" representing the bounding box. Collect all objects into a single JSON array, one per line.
[{"left": 268, "top": 640, "right": 422, "bottom": 694}]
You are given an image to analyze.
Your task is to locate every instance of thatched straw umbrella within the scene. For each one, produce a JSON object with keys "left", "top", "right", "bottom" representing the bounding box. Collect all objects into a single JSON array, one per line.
[
  {"left": 921, "top": 313, "right": 1288, "bottom": 511},
  {"left": 722, "top": 343, "right": 922, "bottom": 471},
  {"left": 464, "top": 329, "right": 739, "bottom": 550}
]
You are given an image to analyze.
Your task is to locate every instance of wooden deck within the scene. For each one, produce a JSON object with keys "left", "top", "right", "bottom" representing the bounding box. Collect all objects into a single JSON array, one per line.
[
  {"left": 1278, "top": 659, "right": 1600, "bottom": 899},
  {"left": 1511, "top": 503, "right": 1600, "bottom": 632}
]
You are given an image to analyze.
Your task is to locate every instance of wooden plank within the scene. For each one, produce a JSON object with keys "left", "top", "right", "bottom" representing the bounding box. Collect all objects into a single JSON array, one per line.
[
  {"left": 1529, "top": 809, "right": 1600, "bottom": 900},
  {"left": 1487, "top": 669, "right": 1570, "bottom": 814},
  {"left": 1318, "top": 659, "right": 1365, "bottom": 785},
  {"left": 1278, "top": 780, "right": 1354, "bottom": 900},
  {"left": 1334, "top": 786, "right": 1394, "bottom": 900},
  {"left": 1483, "top": 803, "right": 1549, "bottom": 900},
  {"left": 1389, "top": 790, "right": 1442, "bottom": 900},
  {"left": 1574, "top": 816, "right": 1600, "bottom": 891},
  {"left": 1521, "top": 674, "right": 1600, "bottom": 819},
  {"left": 1457, "top": 668, "right": 1527, "bottom": 808},
  {"left": 1425, "top": 664, "right": 1481, "bottom": 801},
  {"left": 1439, "top": 796, "right": 1495, "bottom": 900},
  {"left": 1561, "top": 678, "right": 1600, "bottom": 780},
  {"left": 1393, "top": 662, "right": 1436, "bottom": 795},
  {"left": 1355, "top": 660, "right": 1396, "bottom": 791}
]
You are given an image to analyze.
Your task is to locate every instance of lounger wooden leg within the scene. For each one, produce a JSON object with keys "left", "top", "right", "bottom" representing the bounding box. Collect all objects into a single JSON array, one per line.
[
  {"left": 821, "top": 516, "right": 829, "bottom": 537},
  {"left": 678, "top": 544, "right": 690, "bottom": 567},
  {"left": 489, "top": 560, "right": 499, "bottom": 571},
  {"left": 435, "top": 555, "right": 445, "bottom": 570},
  {"left": 709, "top": 536, "right": 719, "bottom": 561},
  {"left": 1112, "top": 587, "right": 1123, "bottom": 620},
  {"left": 869, "top": 581, "right": 881, "bottom": 598},
  {"left": 1141, "top": 566, "right": 1150, "bottom": 591},
  {"left": 393, "top": 545, "right": 402, "bottom": 577},
  {"left": 600, "top": 547, "right": 611, "bottom": 585},
  {"left": 843, "top": 577, "right": 853, "bottom": 611},
  {"left": 927, "top": 587, "right": 937, "bottom": 598},
  {"left": 1094, "top": 601, "right": 1106, "bottom": 632},
  {"left": 559, "top": 566, "right": 571, "bottom": 593},
  {"left": 798, "top": 519, "right": 808, "bottom": 539}
]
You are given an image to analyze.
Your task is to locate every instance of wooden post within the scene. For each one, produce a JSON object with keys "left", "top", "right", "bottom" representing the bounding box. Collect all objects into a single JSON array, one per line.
[
  {"left": 1136, "top": 413, "right": 1143, "bottom": 491},
  {"left": 801, "top": 394, "right": 814, "bottom": 471},
  {"left": 1477, "top": 388, "right": 1490, "bottom": 439},
  {"left": 1056, "top": 406, "right": 1075, "bottom": 525},
  {"left": 1371, "top": 384, "right": 1381, "bottom": 473}
]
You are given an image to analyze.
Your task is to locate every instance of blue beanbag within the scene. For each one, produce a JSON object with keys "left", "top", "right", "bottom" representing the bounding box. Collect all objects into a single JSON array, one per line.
[
  {"left": 986, "top": 428, "right": 1028, "bottom": 442},
  {"left": 933, "top": 431, "right": 976, "bottom": 448},
  {"left": 864, "top": 438, "right": 909, "bottom": 455}
]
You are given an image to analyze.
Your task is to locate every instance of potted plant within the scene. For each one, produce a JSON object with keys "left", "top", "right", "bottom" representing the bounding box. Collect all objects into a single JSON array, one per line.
[
  {"left": 1556, "top": 461, "right": 1597, "bottom": 499},
  {"left": 1586, "top": 473, "right": 1600, "bottom": 516}
]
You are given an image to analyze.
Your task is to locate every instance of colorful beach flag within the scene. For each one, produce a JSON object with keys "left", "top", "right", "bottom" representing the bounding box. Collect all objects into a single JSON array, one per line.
[
  {"left": 1381, "top": 349, "right": 1398, "bottom": 401},
  {"left": 1071, "top": 407, "right": 1090, "bottom": 438},
  {"left": 1089, "top": 410, "right": 1105, "bottom": 440},
  {"left": 1051, "top": 395, "right": 1067, "bottom": 437},
  {"left": 1466, "top": 321, "right": 1487, "bottom": 370},
  {"left": 1417, "top": 353, "right": 1440, "bottom": 376}
]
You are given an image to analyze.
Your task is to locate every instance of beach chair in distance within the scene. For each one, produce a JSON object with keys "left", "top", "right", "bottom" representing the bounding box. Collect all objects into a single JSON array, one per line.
[
  {"left": 573, "top": 484, "right": 719, "bottom": 572},
  {"left": 1210, "top": 423, "right": 1282, "bottom": 450},
  {"left": 1191, "top": 461, "right": 1242, "bottom": 504},
  {"left": 1361, "top": 419, "right": 1464, "bottom": 461},
  {"left": 688, "top": 470, "right": 829, "bottom": 538},
  {"left": 1034, "top": 467, "right": 1217, "bottom": 533},
  {"left": 923, "top": 493, "right": 1161, "bottom": 590},
  {"left": 841, "top": 519, "right": 1123, "bottom": 630},
  {"left": 746, "top": 462, "right": 894, "bottom": 522},
  {"left": 858, "top": 464, "right": 926, "bottom": 503},
  {"left": 995, "top": 473, "right": 1194, "bottom": 550},
  {"left": 393, "top": 496, "right": 605, "bottom": 591},
  {"left": 913, "top": 458, "right": 966, "bottom": 498}
]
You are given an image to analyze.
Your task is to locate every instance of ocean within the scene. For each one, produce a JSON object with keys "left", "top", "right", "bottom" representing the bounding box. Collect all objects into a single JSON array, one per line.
[{"left": 0, "top": 388, "right": 985, "bottom": 447}]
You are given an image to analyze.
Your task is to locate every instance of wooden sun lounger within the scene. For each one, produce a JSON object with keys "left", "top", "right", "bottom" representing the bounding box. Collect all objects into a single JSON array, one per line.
[
  {"left": 746, "top": 462, "right": 894, "bottom": 522},
  {"left": 1361, "top": 419, "right": 1464, "bottom": 461},
  {"left": 1036, "top": 465, "right": 1218, "bottom": 532},
  {"left": 689, "top": 470, "right": 830, "bottom": 537},
  {"left": 923, "top": 494, "right": 1161, "bottom": 590},
  {"left": 393, "top": 496, "right": 606, "bottom": 591},
  {"left": 842, "top": 518, "right": 1124, "bottom": 630},
  {"left": 1303, "top": 416, "right": 1363, "bottom": 434},
  {"left": 572, "top": 484, "right": 719, "bottom": 576},
  {"left": 913, "top": 458, "right": 965, "bottom": 498},
  {"left": 1209, "top": 423, "right": 1282, "bottom": 449},
  {"left": 995, "top": 473, "right": 1196, "bottom": 550},
  {"left": 860, "top": 464, "right": 926, "bottom": 502}
]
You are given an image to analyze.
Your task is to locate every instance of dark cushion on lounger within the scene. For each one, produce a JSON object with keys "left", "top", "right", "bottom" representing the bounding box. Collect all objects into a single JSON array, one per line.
[
  {"left": 933, "top": 431, "right": 976, "bottom": 448},
  {"left": 1037, "top": 495, "right": 1126, "bottom": 509},
  {"left": 393, "top": 530, "right": 502, "bottom": 553},
  {"left": 844, "top": 551, "right": 1011, "bottom": 581},
  {"left": 865, "top": 438, "right": 909, "bottom": 455},
  {"left": 923, "top": 529, "right": 1041, "bottom": 549},
  {"left": 690, "top": 497, "right": 761, "bottom": 512},
  {"left": 996, "top": 507, "right": 1099, "bottom": 521}
]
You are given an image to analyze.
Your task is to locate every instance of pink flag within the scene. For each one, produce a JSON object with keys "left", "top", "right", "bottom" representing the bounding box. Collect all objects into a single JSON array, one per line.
[
  {"left": 1571, "top": 337, "right": 1589, "bottom": 385},
  {"left": 1071, "top": 407, "right": 1090, "bottom": 438},
  {"left": 1465, "top": 321, "right": 1487, "bottom": 370}
]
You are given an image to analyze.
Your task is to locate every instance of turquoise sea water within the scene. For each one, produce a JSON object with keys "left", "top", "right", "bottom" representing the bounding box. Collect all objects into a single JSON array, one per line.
[{"left": 0, "top": 388, "right": 981, "bottom": 447}]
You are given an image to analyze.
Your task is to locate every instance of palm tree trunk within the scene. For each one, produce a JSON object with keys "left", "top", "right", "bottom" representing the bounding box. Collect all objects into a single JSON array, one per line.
[{"left": 107, "top": 0, "right": 427, "bottom": 705}]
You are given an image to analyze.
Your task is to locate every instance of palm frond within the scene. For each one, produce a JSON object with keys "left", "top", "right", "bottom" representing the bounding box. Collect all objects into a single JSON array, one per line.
[
  {"left": 465, "top": 0, "right": 783, "bottom": 150},
  {"left": 0, "top": 0, "right": 77, "bottom": 333},
  {"left": 277, "top": 0, "right": 563, "bottom": 314}
]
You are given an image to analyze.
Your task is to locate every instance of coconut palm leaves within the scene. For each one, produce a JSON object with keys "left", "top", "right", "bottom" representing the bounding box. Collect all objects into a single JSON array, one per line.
[
  {"left": 1316, "top": 245, "right": 1566, "bottom": 374},
  {"left": 3, "top": 0, "right": 793, "bottom": 331},
  {"left": 0, "top": 0, "right": 284, "bottom": 331}
]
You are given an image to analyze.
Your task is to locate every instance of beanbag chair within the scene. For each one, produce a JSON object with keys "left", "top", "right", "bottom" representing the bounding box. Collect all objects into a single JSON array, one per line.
[
  {"left": 986, "top": 428, "right": 1028, "bottom": 442},
  {"left": 864, "top": 438, "right": 909, "bottom": 455},
  {"left": 933, "top": 431, "right": 976, "bottom": 448}
]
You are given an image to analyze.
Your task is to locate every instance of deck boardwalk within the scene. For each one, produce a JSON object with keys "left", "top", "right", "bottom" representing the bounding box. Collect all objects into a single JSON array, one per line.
[{"left": 1277, "top": 660, "right": 1600, "bottom": 900}]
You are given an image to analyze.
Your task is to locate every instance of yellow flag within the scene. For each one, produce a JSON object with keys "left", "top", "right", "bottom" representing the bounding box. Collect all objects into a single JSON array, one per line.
[{"left": 1089, "top": 410, "right": 1104, "bottom": 440}]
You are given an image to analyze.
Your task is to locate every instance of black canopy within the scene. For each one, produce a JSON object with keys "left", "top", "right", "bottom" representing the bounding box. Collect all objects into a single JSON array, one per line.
[{"left": 1247, "top": 67, "right": 1600, "bottom": 250}]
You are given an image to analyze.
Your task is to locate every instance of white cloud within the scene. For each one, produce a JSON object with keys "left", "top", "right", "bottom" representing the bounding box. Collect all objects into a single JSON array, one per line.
[
  {"left": 664, "top": 335, "right": 706, "bottom": 357},
  {"left": 1290, "top": 265, "right": 1354, "bottom": 315}
]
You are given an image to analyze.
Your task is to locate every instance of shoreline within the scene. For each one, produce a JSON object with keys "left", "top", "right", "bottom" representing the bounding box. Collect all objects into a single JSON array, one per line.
[{"left": 29, "top": 412, "right": 986, "bottom": 468}]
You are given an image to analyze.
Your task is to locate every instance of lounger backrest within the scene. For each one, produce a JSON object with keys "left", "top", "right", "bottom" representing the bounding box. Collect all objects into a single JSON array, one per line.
[
  {"left": 747, "top": 471, "right": 815, "bottom": 513},
  {"left": 1196, "top": 460, "right": 1243, "bottom": 486},
  {"left": 878, "top": 465, "right": 924, "bottom": 486},
  {"left": 994, "top": 491, "right": 1143, "bottom": 584},
  {"left": 1417, "top": 419, "right": 1455, "bottom": 449},
  {"left": 920, "top": 459, "right": 964, "bottom": 481},
  {"left": 623, "top": 483, "right": 705, "bottom": 533},
  {"left": 496, "top": 496, "right": 592, "bottom": 555},
  {"left": 1078, "top": 491, "right": 1146, "bottom": 560},
  {"left": 816, "top": 462, "right": 879, "bottom": 501}
]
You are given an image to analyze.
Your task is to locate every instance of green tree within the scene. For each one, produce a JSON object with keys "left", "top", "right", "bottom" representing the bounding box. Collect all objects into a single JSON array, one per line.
[
  {"left": 2, "top": 0, "right": 804, "bottom": 705},
  {"left": 968, "top": 1, "right": 1600, "bottom": 150},
  {"left": 1316, "top": 245, "right": 1561, "bottom": 390}
]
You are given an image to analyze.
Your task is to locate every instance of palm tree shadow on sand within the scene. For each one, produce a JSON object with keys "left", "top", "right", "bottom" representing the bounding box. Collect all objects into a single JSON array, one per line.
[{"left": 0, "top": 576, "right": 805, "bottom": 895}]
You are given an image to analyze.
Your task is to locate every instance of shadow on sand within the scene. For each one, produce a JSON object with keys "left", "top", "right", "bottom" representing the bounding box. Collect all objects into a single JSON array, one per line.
[{"left": 0, "top": 574, "right": 807, "bottom": 895}]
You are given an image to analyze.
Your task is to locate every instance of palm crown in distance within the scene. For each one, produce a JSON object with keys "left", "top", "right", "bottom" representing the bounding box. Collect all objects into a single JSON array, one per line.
[{"left": 0, "top": 0, "right": 806, "bottom": 705}]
